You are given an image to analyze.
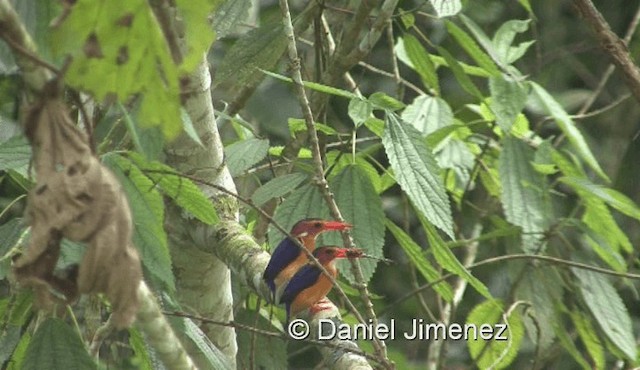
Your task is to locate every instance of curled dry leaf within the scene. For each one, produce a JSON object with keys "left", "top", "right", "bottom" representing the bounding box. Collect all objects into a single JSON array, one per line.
[{"left": 12, "top": 84, "right": 142, "bottom": 328}]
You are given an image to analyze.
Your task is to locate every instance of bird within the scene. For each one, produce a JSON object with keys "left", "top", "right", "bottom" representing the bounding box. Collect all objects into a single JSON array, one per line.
[
  {"left": 263, "top": 219, "right": 352, "bottom": 303},
  {"left": 280, "top": 246, "right": 363, "bottom": 322}
]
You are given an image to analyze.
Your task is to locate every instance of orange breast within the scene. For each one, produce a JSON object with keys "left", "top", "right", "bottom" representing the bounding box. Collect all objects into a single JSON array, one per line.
[{"left": 290, "top": 268, "right": 337, "bottom": 316}]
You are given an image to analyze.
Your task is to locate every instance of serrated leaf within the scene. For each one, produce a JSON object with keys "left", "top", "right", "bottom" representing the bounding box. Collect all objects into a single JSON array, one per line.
[
  {"left": 570, "top": 310, "right": 605, "bottom": 369},
  {"left": 572, "top": 268, "right": 637, "bottom": 360},
  {"left": 402, "top": 95, "right": 453, "bottom": 135},
  {"left": 261, "top": 69, "right": 358, "bottom": 99},
  {"left": 402, "top": 34, "right": 439, "bottom": 94},
  {"left": 22, "top": 318, "right": 97, "bottom": 370},
  {"left": 369, "top": 92, "right": 405, "bottom": 111},
  {"left": 128, "top": 152, "right": 219, "bottom": 224},
  {"left": 323, "top": 165, "right": 385, "bottom": 283},
  {"left": 175, "top": 0, "right": 219, "bottom": 72},
  {"left": 104, "top": 154, "right": 174, "bottom": 292},
  {"left": 419, "top": 215, "right": 491, "bottom": 298},
  {"left": 492, "top": 19, "right": 532, "bottom": 64},
  {"left": 445, "top": 21, "right": 500, "bottom": 75},
  {"left": 0, "top": 135, "right": 30, "bottom": 174},
  {"left": 224, "top": 138, "right": 269, "bottom": 176},
  {"left": 436, "top": 46, "right": 484, "bottom": 100},
  {"left": 499, "top": 136, "right": 549, "bottom": 253},
  {"left": 554, "top": 318, "right": 592, "bottom": 370},
  {"left": 53, "top": 0, "right": 183, "bottom": 138},
  {"left": 489, "top": 76, "right": 528, "bottom": 132},
  {"left": 382, "top": 113, "right": 454, "bottom": 238},
  {"left": 348, "top": 98, "right": 373, "bottom": 127},
  {"left": 582, "top": 196, "right": 632, "bottom": 254},
  {"left": 251, "top": 173, "right": 308, "bottom": 207},
  {"left": 385, "top": 220, "right": 453, "bottom": 300},
  {"left": 212, "top": 0, "right": 252, "bottom": 39},
  {"left": 531, "top": 82, "right": 608, "bottom": 181},
  {"left": 561, "top": 177, "right": 640, "bottom": 221},
  {"left": 182, "top": 318, "right": 233, "bottom": 370},
  {"left": 216, "top": 23, "right": 287, "bottom": 87},
  {"left": 517, "top": 267, "right": 561, "bottom": 352},
  {"left": 466, "top": 300, "right": 524, "bottom": 370},
  {"left": 428, "top": 0, "right": 461, "bottom": 17}
]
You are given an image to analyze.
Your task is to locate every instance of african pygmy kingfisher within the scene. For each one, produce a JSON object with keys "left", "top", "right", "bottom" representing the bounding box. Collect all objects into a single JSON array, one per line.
[
  {"left": 280, "top": 246, "right": 363, "bottom": 322},
  {"left": 262, "top": 219, "right": 352, "bottom": 303}
]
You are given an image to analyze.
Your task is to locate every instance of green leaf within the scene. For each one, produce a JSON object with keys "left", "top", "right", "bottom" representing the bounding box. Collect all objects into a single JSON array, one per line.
[
  {"left": 0, "top": 135, "right": 30, "bottom": 174},
  {"left": 499, "top": 136, "right": 549, "bottom": 253},
  {"left": 382, "top": 113, "right": 454, "bottom": 238},
  {"left": 560, "top": 177, "right": 640, "bottom": 221},
  {"left": 175, "top": 0, "right": 219, "bottom": 72},
  {"left": 53, "top": 0, "right": 183, "bottom": 138},
  {"left": 369, "top": 92, "right": 406, "bottom": 111},
  {"left": 216, "top": 24, "right": 287, "bottom": 87},
  {"left": 419, "top": 215, "right": 491, "bottom": 298},
  {"left": 104, "top": 154, "right": 175, "bottom": 292},
  {"left": 460, "top": 14, "right": 503, "bottom": 68},
  {"left": 401, "top": 95, "right": 453, "bottom": 136},
  {"left": 364, "top": 117, "right": 384, "bottom": 137},
  {"left": 128, "top": 152, "right": 219, "bottom": 225},
  {"left": 466, "top": 300, "right": 524, "bottom": 370},
  {"left": 288, "top": 118, "right": 337, "bottom": 136},
  {"left": 235, "top": 309, "right": 287, "bottom": 369},
  {"left": 324, "top": 165, "right": 386, "bottom": 283},
  {"left": 582, "top": 196, "right": 632, "bottom": 253},
  {"left": 570, "top": 310, "right": 605, "bottom": 370},
  {"left": 224, "top": 138, "right": 269, "bottom": 176},
  {"left": 553, "top": 318, "right": 592, "bottom": 370},
  {"left": 436, "top": 46, "right": 484, "bottom": 100},
  {"left": 212, "top": 0, "right": 251, "bottom": 39},
  {"left": 180, "top": 108, "right": 203, "bottom": 146},
  {"left": 489, "top": 76, "right": 528, "bottom": 132},
  {"left": 531, "top": 82, "right": 608, "bottom": 181},
  {"left": 445, "top": 21, "right": 500, "bottom": 75},
  {"left": 251, "top": 173, "right": 308, "bottom": 207},
  {"left": 261, "top": 69, "right": 358, "bottom": 99},
  {"left": 5, "top": 330, "right": 29, "bottom": 370},
  {"left": 402, "top": 34, "right": 439, "bottom": 93},
  {"left": 517, "top": 267, "right": 561, "bottom": 352},
  {"left": 572, "top": 268, "right": 637, "bottom": 360},
  {"left": 385, "top": 220, "right": 453, "bottom": 301},
  {"left": 129, "top": 328, "right": 153, "bottom": 370},
  {"left": 22, "top": 318, "right": 97, "bottom": 370},
  {"left": 492, "top": 20, "right": 533, "bottom": 64},
  {"left": 348, "top": 98, "right": 373, "bottom": 127},
  {"left": 428, "top": 0, "right": 462, "bottom": 17}
]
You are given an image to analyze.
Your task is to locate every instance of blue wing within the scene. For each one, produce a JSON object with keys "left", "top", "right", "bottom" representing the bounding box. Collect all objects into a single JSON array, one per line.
[
  {"left": 263, "top": 237, "right": 301, "bottom": 292},
  {"left": 280, "top": 264, "right": 322, "bottom": 305}
]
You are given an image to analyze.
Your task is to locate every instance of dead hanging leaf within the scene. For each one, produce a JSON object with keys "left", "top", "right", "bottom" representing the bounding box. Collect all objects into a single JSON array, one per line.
[{"left": 13, "top": 82, "right": 142, "bottom": 329}]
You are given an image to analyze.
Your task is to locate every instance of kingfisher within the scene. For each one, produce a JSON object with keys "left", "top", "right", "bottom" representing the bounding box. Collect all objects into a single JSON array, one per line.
[
  {"left": 280, "top": 246, "right": 363, "bottom": 322},
  {"left": 263, "top": 219, "right": 352, "bottom": 303}
]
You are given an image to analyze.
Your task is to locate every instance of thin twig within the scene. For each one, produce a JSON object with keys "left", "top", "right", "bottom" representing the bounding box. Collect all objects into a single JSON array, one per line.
[{"left": 278, "top": 0, "right": 391, "bottom": 366}]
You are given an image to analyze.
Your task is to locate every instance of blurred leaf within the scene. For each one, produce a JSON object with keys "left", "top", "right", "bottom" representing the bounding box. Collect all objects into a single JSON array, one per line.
[
  {"left": 419, "top": 215, "right": 491, "bottom": 298},
  {"left": 269, "top": 183, "right": 328, "bottom": 246},
  {"left": 175, "top": 0, "right": 219, "bottom": 72},
  {"left": 489, "top": 76, "right": 528, "bottom": 132},
  {"left": 128, "top": 152, "right": 219, "bottom": 224},
  {"left": 402, "top": 34, "right": 439, "bottom": 93},
  {"left": 382, "top": 113, "right": 454, "bottom": 238},
  {"left": 436, "top": 46, "right": 484, "bottom": 100},
  {"left": 499, "top": 136, "right": 549, "bottom": 253},
  {"left": 348, "top": 98, "right": 373, "bottom": 127},
  {"left": 445, "top": 21, "right": 500, "bottom": 75},
  {"left": 22, "top": 318, "right": 97, "bottom": 370},
  {"left": 212, "top": 0, "right": 251, "bottom": 39},
  {"left": 460, "top": 14, "right": 502, "bottom": 67},
  {"left": 236, "top": 309, "right": 287, "bottom": 369},
  {"left": 262, "top": 69, "right": 358, "bottom": 99},
  {"left": 180, "top": 108, "right": 203, "bottom": 146},
  {"left": 466, "top": 300, "right": 524, "bottom": 370},
  {"left": 402, "top": 95, "right": 453, "bottom": 135},
  {"left": 582, "top": 196, "right": 632, "bottom": 253},
  {"left": 0, "top": 135, "right": 30, "bottom": 174},
  {"left": 562, "top": 177, "right": 640, "bottom": 222},
  {"left": 224, "top": 138, "right": 269, "bottom": 176},
  {"left": 570, "top": 310, "right": 605, "bottom": 370},
  {"left": 216, "top": 24, "right": 286, "bottom": 86},
  {"left": 5, "top": 330, "right": 30, "bottom": 370},
  {"left": 517, "top": 267, "right": 561, "bottom": 352},
  {"left": 531, "top": 82, "right": 608, "bottom": 181},
  {"left": 288, "top": 118, "right": 337, "bottom": 136},
  {"left": 492, "top": 20, "right": 533, "bottom": 64},
  {"left": 369, "top": 92, "right": 406, "bottom": 111},
  {"left": 251, "top": 173, "right": 308, "bottom": 207},
  {"left": 553, "top": 318, "right": 592, "bottom": 370},
  {"left": 364, "top": 117, "right": 384, "bottom": 137},
  {"left": 53, "top": 0, "right": 184, "bottom": 138},
  {"left": 428, "top": 0, "right": 462, "bottom": 17},
  {"left": 572, "top": 268, "right": 637, "bottom": 360},
  {"left": 386, "top": 220, "right": 453, "bottom": 300},
  {"left": 324, "top": 164, "right": 385, "bottom": 283},
  {"left": 128, "top": 328, "right": 153, "bottom": 370},
  {"left": 104, "top": 154, "right": 174, "bottom": 292}
]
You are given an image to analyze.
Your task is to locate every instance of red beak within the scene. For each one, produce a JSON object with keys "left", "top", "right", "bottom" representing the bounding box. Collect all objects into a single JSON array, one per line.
[{"left": 321, "top": 221, "right": 352, "bottom": 231}]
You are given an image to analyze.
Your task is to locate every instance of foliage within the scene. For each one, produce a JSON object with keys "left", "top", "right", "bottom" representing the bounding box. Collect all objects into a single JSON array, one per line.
[{"left": 1, "top": 0, "right": 640, "bottom": 368}]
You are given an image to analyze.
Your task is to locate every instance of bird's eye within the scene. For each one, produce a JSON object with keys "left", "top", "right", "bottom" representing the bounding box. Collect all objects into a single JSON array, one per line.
[{"left": 314, "top": 222, "right": 322, "bottom": 228}]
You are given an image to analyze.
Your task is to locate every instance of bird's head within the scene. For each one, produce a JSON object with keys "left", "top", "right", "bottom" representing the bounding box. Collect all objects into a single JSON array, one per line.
[
  {"left": 290, "top": 218, "right": 352, "bottom": 239},
  {"left": 312, "top": 246, "right": 364, "bottom": 265}
]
